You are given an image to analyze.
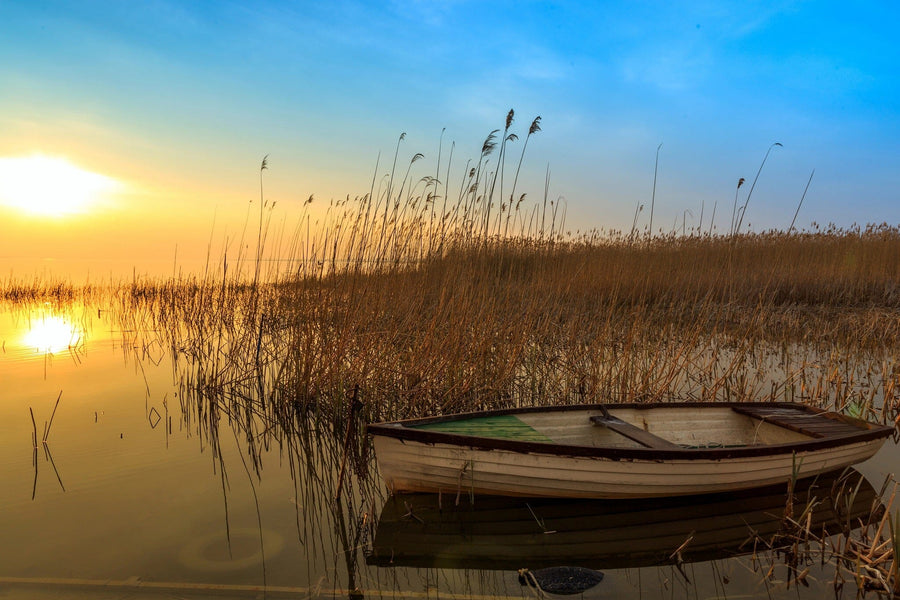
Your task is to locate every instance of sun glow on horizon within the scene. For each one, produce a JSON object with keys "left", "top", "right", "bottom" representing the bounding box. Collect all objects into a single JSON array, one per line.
[{"left": 0, "top": 155, "right": 121, "bottom": 217}]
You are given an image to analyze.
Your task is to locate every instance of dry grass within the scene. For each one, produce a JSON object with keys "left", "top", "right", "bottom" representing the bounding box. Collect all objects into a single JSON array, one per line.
[
  {"left": 100, "top": 194, "right": 900, "bottom": 593},
  {"left": 99, "top": 224, "right": 900, "bottom": 433},
  {"left": 4, "top": 116, "right": 900, "bottom": 596}
]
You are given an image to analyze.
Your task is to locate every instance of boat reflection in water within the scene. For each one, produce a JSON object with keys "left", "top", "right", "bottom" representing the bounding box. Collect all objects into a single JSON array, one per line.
[{"left": 367, "top": 468, "right": 880, "bottom": 583}]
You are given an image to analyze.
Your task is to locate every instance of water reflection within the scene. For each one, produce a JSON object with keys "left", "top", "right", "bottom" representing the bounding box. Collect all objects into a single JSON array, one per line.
[
  {"left": 2, "top": 293, "right": 899, "bottom": 599},
  {"left": 21, "top": 313, "right": 82, "bottom": 354},
  {"left": 368, "top": 469, "right": 880, "bottom": 572}
]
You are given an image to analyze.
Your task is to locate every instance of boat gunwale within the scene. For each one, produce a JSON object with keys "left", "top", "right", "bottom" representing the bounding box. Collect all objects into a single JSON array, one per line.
[{"left": 367, "top": 402, "right": 894, "bottom": 461}]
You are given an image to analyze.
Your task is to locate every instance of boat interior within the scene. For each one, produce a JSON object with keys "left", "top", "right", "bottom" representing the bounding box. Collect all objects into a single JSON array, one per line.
[{"left": 412, "top": 405, "right": 863, "bottom": 450}]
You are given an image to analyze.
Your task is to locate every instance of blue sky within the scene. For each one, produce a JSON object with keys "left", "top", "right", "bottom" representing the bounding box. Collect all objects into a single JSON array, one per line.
[{"left": 1, "top": 1, "right": 899, "bottom": 272}]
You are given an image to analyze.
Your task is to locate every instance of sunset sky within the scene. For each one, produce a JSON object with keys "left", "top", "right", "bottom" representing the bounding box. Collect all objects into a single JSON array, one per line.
[{"left": 2, "top": 1, "right": 898, "bottom": 278}]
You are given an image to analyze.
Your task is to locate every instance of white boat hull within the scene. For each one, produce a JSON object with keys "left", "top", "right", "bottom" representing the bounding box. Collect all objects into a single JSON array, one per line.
[{"left": 372, "top": 435, "right": 884, "bottom": 498}]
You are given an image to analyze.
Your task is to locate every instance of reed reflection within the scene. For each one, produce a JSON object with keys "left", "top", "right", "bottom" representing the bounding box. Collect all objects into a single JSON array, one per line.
[{"left": 167, "top": 360, "right": 381, "bottom": 597}]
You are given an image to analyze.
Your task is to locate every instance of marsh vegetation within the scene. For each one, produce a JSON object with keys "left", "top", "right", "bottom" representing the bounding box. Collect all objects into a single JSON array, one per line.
[{"left": 2, "top": 115, "right": 900, "bottom": 597}]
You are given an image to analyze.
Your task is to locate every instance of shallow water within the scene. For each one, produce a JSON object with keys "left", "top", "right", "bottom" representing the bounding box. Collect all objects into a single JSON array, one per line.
[{"left": 0, "top": 299, "right": 897, "bottom": 599}]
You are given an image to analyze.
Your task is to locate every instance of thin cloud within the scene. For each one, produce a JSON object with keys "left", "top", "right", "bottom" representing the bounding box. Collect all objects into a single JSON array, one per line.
[
  {"left": 620, "top": 45, "right": 713, "bottom": 92},
  {"left": 388, "top": 0, "right": 471, "bottom": 26}
]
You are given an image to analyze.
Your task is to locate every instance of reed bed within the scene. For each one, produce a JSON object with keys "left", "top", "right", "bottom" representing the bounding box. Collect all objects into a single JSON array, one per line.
[
  {"left": 743, "top": 470, "right": 899, "bottom": 596},
  {"left": 105, "top": 145, "right": 900, "bottom": 595},
  {"left": 110, "top": 226, "right": 900, "bottom": 428},
  {"left": 4, "top": 115, "right": 900, "bottom": 596}
]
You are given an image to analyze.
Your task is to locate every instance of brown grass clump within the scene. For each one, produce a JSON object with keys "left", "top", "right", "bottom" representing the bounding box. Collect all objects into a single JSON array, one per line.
[
  {"left": 97, "top": 113, "right": 900, "bottom": 432},
  {"left": 109, "top": 225, "right": 900, "bottom": 431},
  {"left": 6, "top": 113, "right": 900, "bottom": 432}
]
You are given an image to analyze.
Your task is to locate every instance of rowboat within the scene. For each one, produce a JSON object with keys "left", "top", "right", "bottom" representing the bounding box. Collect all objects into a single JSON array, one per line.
[
  {"left": 367, "top": 469, "right": 879, "bottom": 570},
  {"left": 367, "top": 402, "right": 894, "bottom": 498}
]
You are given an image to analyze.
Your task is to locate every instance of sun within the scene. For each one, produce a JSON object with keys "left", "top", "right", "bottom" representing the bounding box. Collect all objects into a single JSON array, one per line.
[{"left": 0, "top": 154, "right": 121, "bottom": 217}]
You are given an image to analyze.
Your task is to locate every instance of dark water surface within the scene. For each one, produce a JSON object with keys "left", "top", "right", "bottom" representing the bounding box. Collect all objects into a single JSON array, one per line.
[{"left": 1, "top": 300, "right": 897, "bottom": 599}]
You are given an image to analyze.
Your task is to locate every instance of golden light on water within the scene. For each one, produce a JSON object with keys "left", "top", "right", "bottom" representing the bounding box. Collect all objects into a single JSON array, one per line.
[
  {"left": 22, "top": 315, "right": 81, "bottom": 354},
  {"left": 0, "top": 155, "right": 121, "bottom": 217}
]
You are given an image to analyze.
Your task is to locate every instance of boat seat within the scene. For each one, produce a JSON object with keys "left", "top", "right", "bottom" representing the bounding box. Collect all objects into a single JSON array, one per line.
[
  {"left": 589, "top": 415, "right": 681, "bottom": 450},
  {"left": 731, "top": 405, "right": 865, "bottom": 439}
]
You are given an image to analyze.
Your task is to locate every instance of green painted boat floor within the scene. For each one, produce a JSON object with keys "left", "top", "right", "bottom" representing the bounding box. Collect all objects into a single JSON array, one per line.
[{"left": 412, "top": 414, "right": 554, "bottom": 443}]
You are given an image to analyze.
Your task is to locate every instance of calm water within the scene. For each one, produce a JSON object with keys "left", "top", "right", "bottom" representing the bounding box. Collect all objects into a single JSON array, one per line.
[{"left": 0, "top": 299, "right": 897, "bottom": 599}]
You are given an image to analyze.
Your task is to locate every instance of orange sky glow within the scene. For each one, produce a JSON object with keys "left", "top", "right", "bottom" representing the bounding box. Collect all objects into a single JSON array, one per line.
[{"left": 2, "top": 2, "right": 899, "bottom": 280}]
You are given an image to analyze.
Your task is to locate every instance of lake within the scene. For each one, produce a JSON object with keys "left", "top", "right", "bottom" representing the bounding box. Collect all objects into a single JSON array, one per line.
[{"left": 1, "top": 295, "right": 898, "bottom": 599}]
